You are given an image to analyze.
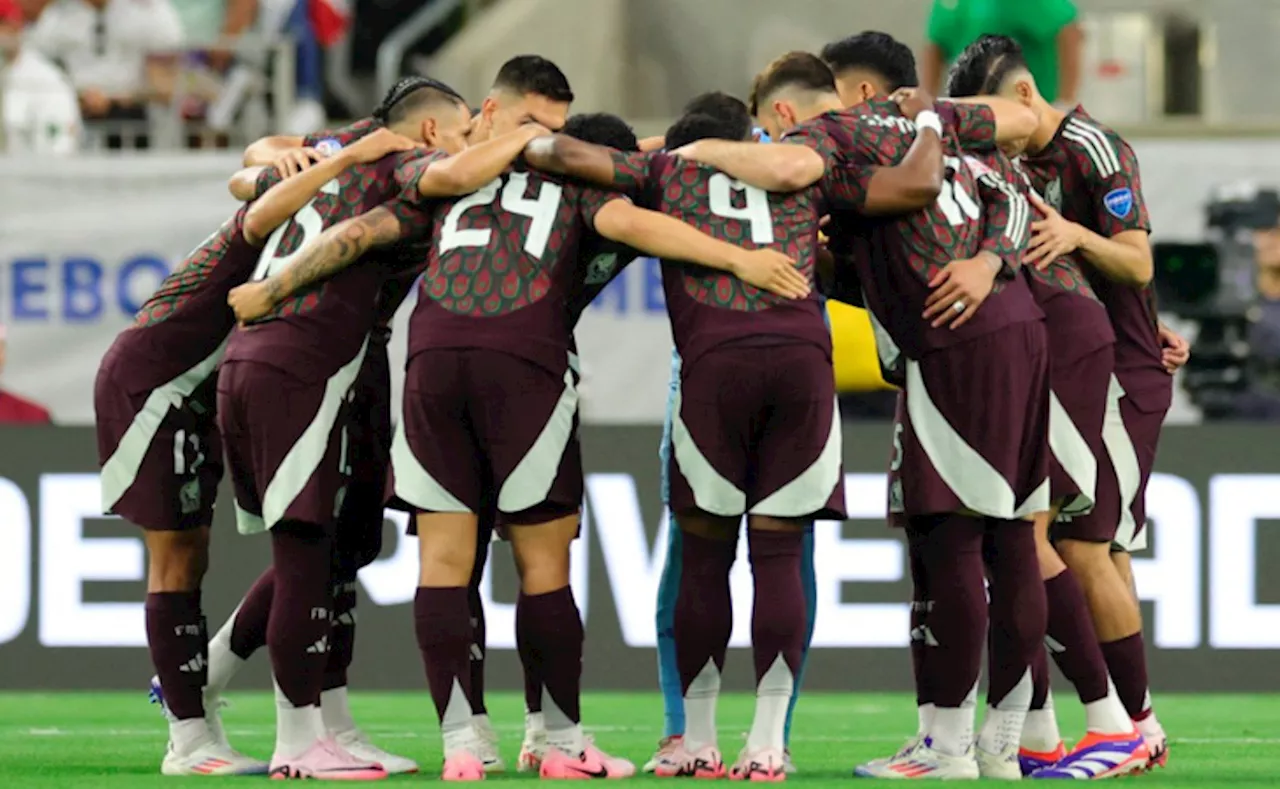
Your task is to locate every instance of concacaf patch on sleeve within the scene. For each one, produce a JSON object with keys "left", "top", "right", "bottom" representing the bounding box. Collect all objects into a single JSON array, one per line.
[
  {"left": 1103, "top": 187, "right": 1134, "bottom": 219},
  {"left": 314, "top": 138, "right": 343, "bottom": 158}
]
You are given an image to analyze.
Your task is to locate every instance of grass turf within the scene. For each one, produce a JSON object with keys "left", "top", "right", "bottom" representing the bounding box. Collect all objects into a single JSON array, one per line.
[{"left": 0, "top": 692, "right": 1276, "bottom": 786}]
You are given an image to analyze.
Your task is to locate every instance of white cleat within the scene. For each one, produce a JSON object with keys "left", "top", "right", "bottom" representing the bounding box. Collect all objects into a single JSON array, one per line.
[
  {"left": 975, "top": 744, "right": 1021, "bottom": 780},
  {"left": 1135, "top": 716, "right": 1169, "bottom": 771},
  {"left": 269, "top": 736, "right": 388, "bottom": 781},
  {"left": 858, "top": 738, "right": 980, "bottom": 780},
  {"left": 517, "top": 731, "right": 546, "bottom": 773},
  {"left": 161, "top": 736, "right": 270, "bottom": 776},
  {"left": 643, "top": 735, "right": 685, "bottom": 774},
  {"left": 471, "top": 716, "right": 506, "bottom": 774},
  {"left": 730, "top": 745, "right": 787, "bottom": 782},
  {"left": 333, "top": 727, "right": 419, "bottom": 775},
  {"left": 853, "top": 734, "right": 924, "bottom": 778},
  {"left": 783, "top": 748, "right": 797, "bottom": 775}
]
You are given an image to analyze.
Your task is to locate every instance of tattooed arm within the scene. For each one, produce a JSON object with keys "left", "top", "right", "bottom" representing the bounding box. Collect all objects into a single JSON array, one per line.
[{"left": 227, "top": 207, "right": 409, "bottom": 323}]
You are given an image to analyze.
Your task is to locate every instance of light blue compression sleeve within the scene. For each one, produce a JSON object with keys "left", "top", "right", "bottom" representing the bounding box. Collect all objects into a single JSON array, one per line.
[{"left": 656, "top": 347, "right": 685, "bottom": 737}]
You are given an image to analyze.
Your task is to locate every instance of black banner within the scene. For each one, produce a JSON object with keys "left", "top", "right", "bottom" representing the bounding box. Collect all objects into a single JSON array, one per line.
[{"left": 1, "top": 424, "right": 1278, "bottom": 691}]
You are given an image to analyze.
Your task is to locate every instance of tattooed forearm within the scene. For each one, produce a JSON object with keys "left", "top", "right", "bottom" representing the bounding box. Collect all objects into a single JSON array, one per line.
[{"left": 262, "top": 207, "right": 403, "bottom": 301}]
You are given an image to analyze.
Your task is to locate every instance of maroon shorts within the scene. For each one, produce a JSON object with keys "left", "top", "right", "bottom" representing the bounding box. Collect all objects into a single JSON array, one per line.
[
  {"left": 1060, "top": 377, "right": 1167, "bottom": 548},
  {"left": 667, "top": 344, "right": 845, "bottom": 520},
  {"left": 95, "top": 357, "right": 223, "bottom": 532},
  {"left": 889, "top": 320, "right": 1051, "bottom": 519},
  {"left": 1047, "top": 343, "right": 1114, "bottom": 517},
  {"left": 391, "top": 349, "right": 582, "bottom": 524},
  {"left": 335, "top": 343, "right": 392, "bottom": 570},
  {"left": 217, "top": 355, "right": 365, "bottom": 534}
]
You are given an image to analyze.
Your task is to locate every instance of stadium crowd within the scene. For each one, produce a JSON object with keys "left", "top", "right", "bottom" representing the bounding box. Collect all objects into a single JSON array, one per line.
[{"left": 91, "top": 22, "right": 1192, "bottom": 783}]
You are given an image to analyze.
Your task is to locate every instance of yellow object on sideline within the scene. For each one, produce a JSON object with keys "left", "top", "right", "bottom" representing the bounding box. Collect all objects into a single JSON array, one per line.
[{"left": 828, "top": 301, "right": 897, "bottom": 392}]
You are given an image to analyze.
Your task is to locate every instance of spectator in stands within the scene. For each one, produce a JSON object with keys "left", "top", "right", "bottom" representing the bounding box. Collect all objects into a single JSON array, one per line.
[
  {"left": 0, "top": 325, "right": 53, "bottom": 424},
  {"left": 27, "top": 0, "right": 183, "bottom": 145},
  {"left": 0, "top": 0, "right": 81, "bottom": 153},
  {"left": 922, "top": 0, "right": 1083, "bottom": 106},
  {"left": 169, "top": 0, "right": 257, "bottom": 67}
]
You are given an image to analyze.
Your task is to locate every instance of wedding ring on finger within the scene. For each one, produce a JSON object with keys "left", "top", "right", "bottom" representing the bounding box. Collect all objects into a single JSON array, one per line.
[{"left": 953, "top": 301, "right": 967, "bottom": 313}]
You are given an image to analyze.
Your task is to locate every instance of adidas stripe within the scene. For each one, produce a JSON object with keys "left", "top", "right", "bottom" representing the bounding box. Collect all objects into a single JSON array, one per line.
[{"left": 1062, "top": 118, "right": 1121, "bottom": 178}]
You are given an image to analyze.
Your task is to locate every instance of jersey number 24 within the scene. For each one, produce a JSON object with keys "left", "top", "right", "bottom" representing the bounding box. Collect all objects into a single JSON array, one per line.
[{"left": 438, "top": 173, "right": 563, "bottom": 259}]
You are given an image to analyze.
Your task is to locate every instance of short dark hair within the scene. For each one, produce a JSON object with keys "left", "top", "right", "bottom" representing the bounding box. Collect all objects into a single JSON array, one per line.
[
  {"left": 374, "top": 76, "right": 465, "bottom": 125},
  {"left": 947, "top": 34, "right": 1028, "bottom": 98},
  {"left": 682, "top": 92, "right": 752, "bottom": 141},
  {"left": 562, "top": 113, "right": 639, "bottom": 152},
  {"left": 820, "top": 31, "right": 919, "bottom": 92},
  {"left": 664, "top": 112, "right": 750, "bottom": 150},
  {"left": 492, "top": 55, "right": 574, "bottom": 103},
  {"left": 749, "top": 51, "right": 837, "bottom": 116}
]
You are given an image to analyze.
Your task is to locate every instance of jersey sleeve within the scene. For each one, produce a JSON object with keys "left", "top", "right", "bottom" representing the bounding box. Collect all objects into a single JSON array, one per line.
[
  {"left": 783, "top": 117, "right": 876, "bottom": 211},
  {"left": 253, "top": 166, "right": 285, "bottom": 199},
  {"left": 1019, "top": 0, "right": 1078, "bottom": 40},
  {"left": 304, "top": 118, "right": 380, "bottom": 151},
  {"left": 380, "top": 198, "right": 437, "bottom": 245},
  {"left": 926, "top": 0, "right": 960, "bottom": 55},
  {"left": 391, "top": 149, "right": 449, "bottom": 203},
  {"left": 939, "top": 102, "right": 997, "bottom": 150},
  {"left": 1083, "top": 135, "right": 1151, "bottom": 236},
  {"left": 966, "top": 155, "right": 1029, "bottom": 277},
  {"left": 576, "top": 183, "right": 628, "bottom": 229},
  {"left": 608, "top": 150, "right": 663, "bottom": 197}
]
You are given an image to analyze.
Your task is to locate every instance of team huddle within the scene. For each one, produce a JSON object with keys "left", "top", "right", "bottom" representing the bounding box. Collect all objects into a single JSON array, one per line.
[{"left": 94, "top": 29, "right": 1189, "bottom": 783}]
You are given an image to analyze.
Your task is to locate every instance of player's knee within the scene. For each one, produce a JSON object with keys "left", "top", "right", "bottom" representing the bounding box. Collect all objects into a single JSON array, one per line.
[
  {"left": 508, "top": 514, "right": 579, "bottom": 595},
  {"left": 1055, "top": 537, "right": 1113, "bottom": 576},
  {"left": 144, "top": 528, "right": 210, "bottom": 592}
]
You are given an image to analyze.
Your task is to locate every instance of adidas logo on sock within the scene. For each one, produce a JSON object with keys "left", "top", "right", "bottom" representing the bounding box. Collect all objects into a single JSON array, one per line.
[
  {"left": 178, "top": 654, "right": 208, "bottom": 673},
  {"left": 306, "top": 636, "right": 329, "bottom": 655}
]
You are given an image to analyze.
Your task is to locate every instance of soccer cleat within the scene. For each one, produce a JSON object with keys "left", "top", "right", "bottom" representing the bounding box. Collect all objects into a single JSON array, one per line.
[
  {"left": 852, "top": 734, "right": 924, "bottom": 778},
  {"left": 442, "top": 750, "right": 487, "bottom": 782},
  {"left": 541, "top": 742, "right": 635, "bottom": 779},
  {"left": 654, "top": 742, "right": 724, "bottom": 779},
  {"left": 862, "top": 738, "right": 980, "bottom": 780},
  {"left": 268, "top": 737, "right": 388, "bottom": 781},
  {"left": 1029, "top": 730, "right": 1149, "bottom": 780},
  {"left": 975, "top": 744, "right": 1021, "bottom": 780},
  {"left": 1134, "top": 717, "right": 1168, "bottom": 771},
  {"left": 643, "top": 735, "right": 685, "bottom": 774},
  {"left": 518, "top": 732, "right": 547, "bottom": 773},
  {"left": 783, "top": 749, "right": 796, "bottom": 775},
  {"left": 1018, "top": 743, "right": 1067, "bottom": 776},
  {"left": 332, "top": 727, "right": 419, "bottom": 775},
  {"left": 729, "top": 746, "right": 786, "bottom": 782},
  {"left": 161, "top": 737, "right": 271, "bottom": 776},
  {"left": 472, "top": 716, "right": 506, "bottom": 773}
]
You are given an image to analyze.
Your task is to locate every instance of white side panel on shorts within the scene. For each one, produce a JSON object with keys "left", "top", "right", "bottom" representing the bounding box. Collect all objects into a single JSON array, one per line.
[
  {"left": 233, "top": 501, "right": 265, "bottom": 535},
  {"left": 389, "top": 414, "right": 470, "bottom": 514},
  {"left": 904, "top": 359, "right": 1022, "bottom": 519},
  {"left": 1102, "top": 375, "right": 1146, "bottom": 551},
  {"left": 256, "top": 336, "right": 369, "bottom": 532},
  {"left": 99, "top": 339, "right": 228, "bottom": 514},
  {"left": 498, "top": 368, "right": 580, "bottom": 513},
  {"left": 1048, "top": 389, "right": 1098, "bottom": 516},
  {"left": 750, "top": 397, "right": 843, "bottom": 518},
  {"left": 671, "top": 384, "right": 746, "bottom": 516}
]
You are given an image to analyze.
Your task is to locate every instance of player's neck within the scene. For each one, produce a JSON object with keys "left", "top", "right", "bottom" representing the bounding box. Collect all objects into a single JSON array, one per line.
[
  {"left": 1258, "top": 269, "right": 1280, "bottom": 300},
  {"left": 1027, "top": 100, "right": 1065, "bottom": 154}
]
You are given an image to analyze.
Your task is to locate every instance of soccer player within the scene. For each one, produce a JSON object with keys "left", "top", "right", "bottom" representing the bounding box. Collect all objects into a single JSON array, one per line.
[
  {"left": 732, "top": 51, "right": 1050, "bottom": 779},
  {"left": 94, "top": 127, "right": 416, "bottom": 777},
  {"left": 524, "top": 107, "right": 840, "bottom": 781},
  {"left": 945, "top": 34, "right": 1177, "bottom": 773}
]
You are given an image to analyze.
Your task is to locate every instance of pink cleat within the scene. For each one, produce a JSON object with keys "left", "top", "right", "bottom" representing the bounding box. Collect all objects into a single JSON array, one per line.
[
  {"left": 268, "top": 737, "right": 387, "bottom": 781},
  {"left": 730, "top": 747, "right": 786, "bottom": 782},
  {"left": 678, "top": 744, "right": 727, "bottom": 779},
  {"left": 442, "top": 750, "right": 487, "bottom": 782},
  {"left": 541, "top": 743, "right": 635, "bottom": 779}
]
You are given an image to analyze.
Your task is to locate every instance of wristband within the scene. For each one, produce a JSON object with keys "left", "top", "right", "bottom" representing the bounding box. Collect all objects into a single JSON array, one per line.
[{"left": 915, "top": 110, "right": 943, "bottom": 137}]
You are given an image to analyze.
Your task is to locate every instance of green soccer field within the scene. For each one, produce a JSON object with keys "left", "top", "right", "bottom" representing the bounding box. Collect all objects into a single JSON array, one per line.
[{"left": 0, "top": 692, "right": 1276, "bottom": 787}]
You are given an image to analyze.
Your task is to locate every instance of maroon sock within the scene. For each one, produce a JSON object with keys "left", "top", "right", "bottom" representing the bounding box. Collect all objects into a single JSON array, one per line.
[
  {"left": 984, "top": 520, "right": 1047, "bottom": 706},
  {"left": 747, "top": 530, "right": 805, "bottom": 682},
  {"left": 268, "top": 527, "right": 333, "bottom": 707},
  {"left": 467, "top": 541, "right": 488, "bottom": 715},
  {"left": 907, "top": 534, "right": 933, "bottom": 707},
  {"left": 517, "top": 586, "right": 584, "bottom": 726},
  {"left": 322, "top": 577, "right": 358, "bottom": 692},
  {"left": 909, "top": 515, "right": 987, "bottom": 707},
  {"left": 1042, "top": 569, "right": 1109, "bottom": 703},
  {"left": 515, "top": 593, "right": 542, "bottom": 713},
  {"left": 414, "top": 586, "right": 474, "bottom": 725},
  {"left": 1029, "top": 646, "right": 1051, "bottom": 711},
  {"left": 230, "top": 568, "right": 273, "bottom": 660},
  {"left": 1100, "top": 633, "right": 1152, "bottom": 720},
  {"left": 145, "top": 591, "right": 207, "bottom": 720},
  {"left": 674, "top": 530, "right": 735, "bottom": 694}
]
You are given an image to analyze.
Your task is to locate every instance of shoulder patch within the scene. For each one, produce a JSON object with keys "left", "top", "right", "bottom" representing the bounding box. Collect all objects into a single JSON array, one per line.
[
  {"left": 314, "top": 138, "right": 343, "bottom": 157},
  {"left": 1104, "top": 187, "right": 1134, "bottom": 219}
]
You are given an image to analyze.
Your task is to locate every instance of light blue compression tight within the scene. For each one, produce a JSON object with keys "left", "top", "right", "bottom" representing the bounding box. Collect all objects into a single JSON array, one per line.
[{"left": 654, "top": 350, "right": 818, "bottom": 745}]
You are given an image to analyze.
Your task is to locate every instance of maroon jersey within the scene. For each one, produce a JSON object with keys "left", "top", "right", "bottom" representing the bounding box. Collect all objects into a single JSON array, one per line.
[
  {"left": 305, "top": 118, "right": 380, "bottom": 154},
  {"left": 783, "top": 100, "right": 1041, "bottom": 372},
  {"left": 105, "top": 168, "right": 283, "bottom": 393},
  {"left": 605, "top": 150, "right": 828, "bottom": 367},
  {"left": 1020, "top": 107, "right": 1166, "bottom": 403},
  {"left": 565, "top": 236, "right": 639, "bottom": 327},
  {"left": 223, "top": 149, "right": 440, "bottom": 383},
  {"left": 968, "top": 149, "right": 1115, "bottom": 361},
  {"left": 406, "top": 165, "right": 620, "bottom": 374}
]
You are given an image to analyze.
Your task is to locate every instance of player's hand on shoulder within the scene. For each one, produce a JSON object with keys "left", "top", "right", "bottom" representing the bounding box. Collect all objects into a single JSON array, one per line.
[
  {"left": 891, "top": 87, "right": 936, "bottom": 120},
  {"left": 731, "top": 248, "right": 810, "bottom": 300},
  {"left": 273, "top": 147, "right": 323, "bottom": 177},
  {"left": 346, "top": 128, "right": 419, "bottom": 163},
  {"left": 227, "top": 281, "right": 276, "bottom": 324},
  {"left": 922, "top": 253, "right": 1000, "bottom": 329},
  {"left": 1026, "top": 191, "right": 1085, "bottom": 269}
]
